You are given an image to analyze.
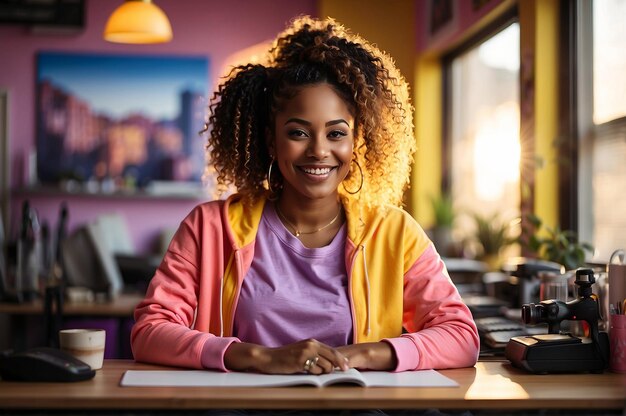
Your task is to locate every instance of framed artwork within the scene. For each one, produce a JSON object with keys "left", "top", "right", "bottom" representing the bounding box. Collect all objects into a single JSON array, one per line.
[{"left": 36, "top": 52, "right": 209, "bottom": 194}]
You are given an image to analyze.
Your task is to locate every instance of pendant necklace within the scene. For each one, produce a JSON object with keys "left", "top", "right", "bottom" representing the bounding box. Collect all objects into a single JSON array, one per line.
[{"left": 275, "top": 203, "right": 342, "bottom": 237}]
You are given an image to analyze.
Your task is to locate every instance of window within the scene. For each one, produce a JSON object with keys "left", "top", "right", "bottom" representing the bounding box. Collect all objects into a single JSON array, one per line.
[
  {"left": 593, "top": 0, "right": 626, "bottom": 125},
  {"left": 578, "top": 0, "right": 626, "bottom": 262},
  {"left": 444, "top": 22, "right": 520, "bottom": 257}
]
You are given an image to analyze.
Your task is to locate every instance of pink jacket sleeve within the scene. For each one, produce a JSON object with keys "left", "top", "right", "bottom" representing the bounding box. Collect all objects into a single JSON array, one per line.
[
  {"left": 384, "top": 245, "right": 480, "bottom": 371},
  {"left": 130, "top": 206, "right": 239, "bottom": 370}
]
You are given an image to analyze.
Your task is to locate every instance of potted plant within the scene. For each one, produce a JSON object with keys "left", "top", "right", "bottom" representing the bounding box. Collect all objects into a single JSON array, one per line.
[
  {"left": 518, "top": 214, "right": 594, "bottom": 271},
  {"left": 471, "top": 212, "right": 515, "bottom": 270},
  {"left": 429, "top": 193, "right": 456, "bottom": 256}
]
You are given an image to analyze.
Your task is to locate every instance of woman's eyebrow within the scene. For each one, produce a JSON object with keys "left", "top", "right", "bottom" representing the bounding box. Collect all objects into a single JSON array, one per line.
[
  {"left": 284, "top": 117, "right": 310, "bottom": 126},
  {"left": 284, "top": 118, "right": 350, "bottom": 127},
  {"left": 325, "top": 119, "right": 350, "bottom": 127}
]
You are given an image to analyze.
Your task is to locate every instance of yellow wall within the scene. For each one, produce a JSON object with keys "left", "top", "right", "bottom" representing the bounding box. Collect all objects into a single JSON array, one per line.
[
  {"left": 318, "top": 0, "right": 416, "bottom": 96},
  {"left": 518, "top": 0, "right": 560, "bottom": 230},
  {"left": 412, "top": 56, "right": 441, "bottom": 225},
  {"left": 532, "top": 0, "right": 560, "bottom": 230},
  {"left": 318, "top": 0, "right": 417, "bottom": 212}
]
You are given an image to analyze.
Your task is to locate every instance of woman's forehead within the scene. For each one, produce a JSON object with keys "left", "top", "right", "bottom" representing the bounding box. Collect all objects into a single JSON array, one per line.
[{"left": 275, "top": 84, "right": 355, "bottom": 121}]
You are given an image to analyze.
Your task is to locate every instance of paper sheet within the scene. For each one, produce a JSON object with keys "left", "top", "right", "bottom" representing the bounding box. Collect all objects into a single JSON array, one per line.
[{"left": 120, "top": 368, "right": 458, "bottom": 388}]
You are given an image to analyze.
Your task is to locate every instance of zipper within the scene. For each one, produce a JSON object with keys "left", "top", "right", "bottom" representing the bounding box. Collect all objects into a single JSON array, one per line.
[
  {"left": 361, "top": 244, "right": 371, "bottom": 336},
  {"left": 220, "top": 254, "right": 234, "bottom": 337},
  {"left": 227, "top": 249, "right": 244, "bottom": 337},
  {"left": 347, "top": 244, "right": 362, "bottom": 343}
]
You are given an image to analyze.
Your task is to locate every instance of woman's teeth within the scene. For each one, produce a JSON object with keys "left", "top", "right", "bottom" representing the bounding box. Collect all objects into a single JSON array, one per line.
[{"left": 302, "top": 167, "right": 332, "bottom": 175}]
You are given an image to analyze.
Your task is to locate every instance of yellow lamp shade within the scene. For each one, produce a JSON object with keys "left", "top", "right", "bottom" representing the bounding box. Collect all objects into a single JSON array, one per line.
[{"left": 104, "top": 0, "right": 173, "bottom": 44}]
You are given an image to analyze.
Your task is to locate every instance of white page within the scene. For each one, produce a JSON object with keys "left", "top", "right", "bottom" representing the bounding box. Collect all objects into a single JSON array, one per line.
[
  {"left": 120, "top": 368, "right": 363, "bottom": 387},
  {"left": 122, "top": 370, "right": 300, "bottom": 387},
  {"left": 120, "top": 368, "right": 457, "bottom": 388}
]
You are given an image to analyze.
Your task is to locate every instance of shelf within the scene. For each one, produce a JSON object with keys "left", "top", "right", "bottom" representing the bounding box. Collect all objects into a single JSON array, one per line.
[{"left": 11, "top": 184, "right": 209, "bottom": 201}]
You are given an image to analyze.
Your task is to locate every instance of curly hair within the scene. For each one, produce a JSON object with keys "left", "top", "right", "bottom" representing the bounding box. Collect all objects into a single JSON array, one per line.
[{"left": 205, "top": 15, "right": 414, "bottom": 207}]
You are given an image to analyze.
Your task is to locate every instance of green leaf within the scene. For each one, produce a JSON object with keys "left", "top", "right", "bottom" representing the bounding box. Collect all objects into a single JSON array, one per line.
[
  {"left": 527, "top": 214, "right": 542, "bottom": 228},
  {"left": 563, "top": 252, "right": 578, "bottom": 270},
  {"left": 582, "top": 242, "right": 594, "bottom": 252},
  {"left": 528, "top": 236, "right": 540, "bottom": 252},
  {"left": 472, "top": 212, "right": 513, "bottom": 256},
  {"left": 430, "top": 194, "right": 455, "bottom": 227}
]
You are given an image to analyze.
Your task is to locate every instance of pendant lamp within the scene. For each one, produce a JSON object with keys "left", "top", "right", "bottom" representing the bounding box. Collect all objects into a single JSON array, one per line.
[{"left": 104, "top": 0, "right": 173, "bottom": 44}]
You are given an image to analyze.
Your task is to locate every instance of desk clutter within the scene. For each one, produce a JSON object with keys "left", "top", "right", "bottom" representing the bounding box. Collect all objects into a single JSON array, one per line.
[
  {"left": 0, "top": 201, "right": 155, "bottom": 361},
  {"left": 505, "top": 268, "right": 609, "bottom": 373},
  {"left": 463, "top": 254, "right": 626, "bottom": 374},
  {"left": 607, "top": 250, "right": 626, "bottom": 373},
  {"left": 0, "top": 200, "right": 161, "bottom": 305}
]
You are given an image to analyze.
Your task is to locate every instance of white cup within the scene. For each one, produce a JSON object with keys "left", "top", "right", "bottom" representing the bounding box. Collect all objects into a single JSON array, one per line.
[{"left": 59, "top": 329, "right": 106, "bottom": 370}]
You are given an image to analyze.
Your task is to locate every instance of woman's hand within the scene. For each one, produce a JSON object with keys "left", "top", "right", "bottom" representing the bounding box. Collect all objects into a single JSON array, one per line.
[
  {"left": 224, "top": 339, "right": 350, "bottom": 374},
  {"left": 337, "top": 342, "right": 397, "bottom": 371}
]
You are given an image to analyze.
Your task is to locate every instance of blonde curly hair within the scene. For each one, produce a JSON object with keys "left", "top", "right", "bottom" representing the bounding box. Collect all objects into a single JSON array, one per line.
[{"left": 205, "top": 15, "right": 415, "bottom": 207}]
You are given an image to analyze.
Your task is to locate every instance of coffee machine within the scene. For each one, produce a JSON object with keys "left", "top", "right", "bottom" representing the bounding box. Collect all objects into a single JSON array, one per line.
[
  {"left": 501, "top": 257, "right": 564, "bottom": 308},
  {"left": 505, "top": 268, "right": 609, "bottom": 373}
]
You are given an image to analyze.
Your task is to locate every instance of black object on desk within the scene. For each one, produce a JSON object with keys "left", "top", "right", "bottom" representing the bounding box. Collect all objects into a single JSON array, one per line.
[
  {"left": 463, "top": 294, "right": 510, "bottom": 319},
  {"left": 44, "top": 284, "right": 63, "bottom": 348},
  {"left": 0, "top": 347, "right": 95, "bottom": 382},
  {"left": 505, "top": 268, "right": 609, "bottom": 373},
  {"left": 115, "top": 253, "right": 160, "bottom": 293},
  {"left": 476, "top": 316, "right": 546, "bottom": 349},
  {"left": 502, "top": 257, "right": 564, "bottom": 308}
]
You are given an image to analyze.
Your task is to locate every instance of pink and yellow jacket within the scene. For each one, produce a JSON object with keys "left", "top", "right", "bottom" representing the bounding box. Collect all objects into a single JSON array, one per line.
[{"left": 131, "top": 194, "right": 479, "bottom": 371}]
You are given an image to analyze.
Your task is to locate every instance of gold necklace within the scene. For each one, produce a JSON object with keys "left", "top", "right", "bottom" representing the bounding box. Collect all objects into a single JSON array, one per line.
[{"left": 275, "top": 203, "right": 342, "bottom": 237}]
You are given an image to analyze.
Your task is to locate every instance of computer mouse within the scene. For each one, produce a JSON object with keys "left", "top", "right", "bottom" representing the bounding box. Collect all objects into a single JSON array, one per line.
[{"left": 0, "top": 347, "right": 96, "bottom": 382}]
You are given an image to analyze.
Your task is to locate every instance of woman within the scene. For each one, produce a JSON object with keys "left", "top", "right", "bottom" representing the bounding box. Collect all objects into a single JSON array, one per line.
[{"left": 131, "top": 16, "right": 479, "bottom": 374}]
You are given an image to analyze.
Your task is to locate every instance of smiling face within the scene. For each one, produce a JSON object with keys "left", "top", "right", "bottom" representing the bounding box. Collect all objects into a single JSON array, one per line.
[{"left": 271, "top": 83, "right": 355, "bottom": 203}]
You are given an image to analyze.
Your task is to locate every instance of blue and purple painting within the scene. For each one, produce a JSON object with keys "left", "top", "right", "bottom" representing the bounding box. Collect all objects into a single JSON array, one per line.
[{"left": 36, "top": 52, "right": 209, "bottom": 190}]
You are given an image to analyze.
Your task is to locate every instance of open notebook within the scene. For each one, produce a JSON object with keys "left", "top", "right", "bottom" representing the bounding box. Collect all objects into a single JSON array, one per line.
[{"left": 120, "top": 368, "right": 458, "bottom": 388}]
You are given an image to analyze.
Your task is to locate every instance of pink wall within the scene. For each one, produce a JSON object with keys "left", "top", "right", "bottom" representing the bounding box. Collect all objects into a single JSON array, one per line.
[
  {"left": 0, "top": 0, "right": 316, "bottom": 253},
  {"left": 415, "top": 0, "right": 506, "bottom": 54}
]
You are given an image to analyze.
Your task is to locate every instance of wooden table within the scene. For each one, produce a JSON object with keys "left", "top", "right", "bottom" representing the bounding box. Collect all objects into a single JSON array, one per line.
[{"left": 0, "top": 360, "right": 625, "bottom": 412}]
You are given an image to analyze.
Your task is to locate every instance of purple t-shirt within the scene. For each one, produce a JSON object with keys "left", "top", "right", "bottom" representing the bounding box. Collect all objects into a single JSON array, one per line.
[{"left": 232, "top": 203, "right": 353, "bottom": 347}]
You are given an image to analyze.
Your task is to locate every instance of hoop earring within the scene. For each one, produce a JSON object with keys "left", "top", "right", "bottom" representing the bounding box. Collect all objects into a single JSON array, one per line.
[
  {"left": 342, "top": 159, "right": 363, "bottom": 195},
  {"left": 267, "top": 158, "right": 279, "bottom": 199}
]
